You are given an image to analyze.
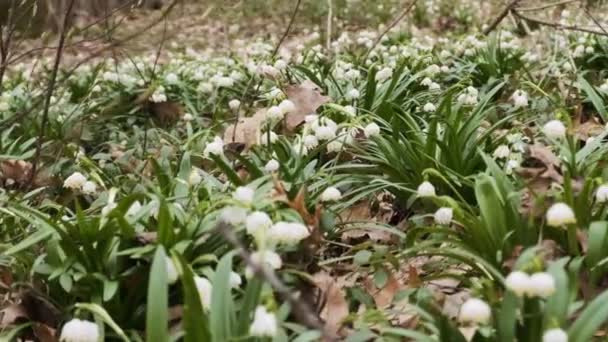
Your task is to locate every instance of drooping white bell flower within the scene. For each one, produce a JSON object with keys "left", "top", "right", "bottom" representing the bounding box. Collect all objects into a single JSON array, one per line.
[
  {"left": 59, "top": 319, "right": 99, "bottom": 342},
  {"left": 321, "top": 187, "right": 342, "bottom": 202},
  {"left": 194, "top": 276, "right": 213, "bottom": 310},
  {"left": 546, "top": 202, "right": 576, "bottom": 226},
  {"left": 505, "top": 271, "right": 531, "bottom": 297},
  {"left": 542, "top": 328, "right": 568, "bottom": 342},
  {"left": 434, "top": 207, "right": 453, "bottom": 225},
  {"left": 543, "top": 120, "right": 567, "bottom": 139},
  {"left": 233, "top": 186, "right": 255, "bottom": 205},
  {"left": 528, "top": 272, "right": 556, "bottom": 298},
  {"left": 250, "top": 306, "right": 278, "bottom": 337},
  {"left": 64, "top": 172, "right": 87, "bottom": 190},
  {"left": 459, "top": 298, "right": 491, "bottom": 324},
  {"left": 417, "top": 181, "right": 436, "bottom": 197},
  {"left": 364, "top": 122, "right": 381, "bottom": 137},
  {"left": 264, "top": 159, "right": 280, "bottom": 172}
]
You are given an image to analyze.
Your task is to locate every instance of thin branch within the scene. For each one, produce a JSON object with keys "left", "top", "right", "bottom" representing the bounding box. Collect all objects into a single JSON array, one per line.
[
  {"left": 29, "top": 0, "right": 77, "bottom": 187},
  {"left": 483, "top": 0, "right": 522, "bottom": 35},
  {"left": 326, "top": 0, "right": 333, "bottom": 51},
  {"left": 513, "top": 10, "right": 608, "bottom": 37},
  {"left": 363, "top": 0, "right": 417, "bottom": 60},
  {"left": 515, "top": 0, "right": 581, "bottom": 12},
  {"left": 583, "top": 7, "right": 608, "bottom": 36}
]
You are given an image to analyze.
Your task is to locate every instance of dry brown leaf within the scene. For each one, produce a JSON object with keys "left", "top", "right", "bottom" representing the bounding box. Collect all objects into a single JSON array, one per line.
[
  {"left": 0, "top": 303, "right": 29, "bottom": 327},
  {"left": 32, "top": 323, "right": 57, "bottom": 342},
  {"left": 284, "top": 80, "right": 331, "bottom": 131},
  {"left": 312, "top": 272, "right": 349, "bottom": 337},
  {"left": 149, "top": 101, "right": 185, "bottom": 125},
  {"left": 574, "top": 119, "right": 604, "bottom": 141},
  {"left": 223, "top": 109, "right": 267, "bottom": 148},
  {"left": 365, "top": 273, "right": 403, "bottom": 308}
]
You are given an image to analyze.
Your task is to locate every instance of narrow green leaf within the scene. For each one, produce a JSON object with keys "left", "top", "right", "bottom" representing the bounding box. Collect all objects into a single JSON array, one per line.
[{"left": 146, "top": 246, "right": 169, "bottom": 342}]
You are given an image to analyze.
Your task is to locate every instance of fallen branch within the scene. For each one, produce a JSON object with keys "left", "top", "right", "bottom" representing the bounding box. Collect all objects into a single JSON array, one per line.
[
  {"left": 483, "top": 0, "right": 522, "bottom": 35},
  {"left": 364, "top": 0, "right": 417, "bottom": 59},
  {"left": 515, "top": 0, "right": 581, "bottom": 12},
  {"left": 513, "top": 10, "right": 608, "bottom": 37}
]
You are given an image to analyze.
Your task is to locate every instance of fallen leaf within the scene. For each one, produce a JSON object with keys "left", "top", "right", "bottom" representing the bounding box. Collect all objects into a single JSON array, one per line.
[
  {"left": 223, "top": 108, "right": 267, "bottom": 148},
  {"left": 32, "top": 323, "right": 57, "bottom": 342},
  {"left": 312, "top": 272, "right": 349, "bottom": 337},
  {"left": 284, "top": 80, "right": 331, "bottom": 131},
  {"left": 149, "top": 101, "right": 185, "bottom": 126},
  {"left": 0, "top": 303, "right": 29, "bottom": 327},
  {"left": 365, "top": 273, "right": 402, "bottom": 308}
]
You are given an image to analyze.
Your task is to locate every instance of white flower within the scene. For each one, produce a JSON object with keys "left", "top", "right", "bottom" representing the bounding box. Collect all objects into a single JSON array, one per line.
[
  {"left": 229, "top": 271, "right": 242, "bottom": 288},
  {"left": 344, "top": 105, "right": 357, "bottom": 116},
  {"left": 165, "top": 73, "right": 179, "bottom": 84},
  {"left": 326, "top": 140, "right": 344, "bottom": 153},
  {"left": 269, "top": 222, "right": 310, "bottom": 244},
  {"left": 506, "top": 159, "right": 520, "bottom": 174},
  {"left": 417, "top": 181, "right": 436, "bottom": 197},
  {"left": 459, "top": 298, "right": 491, "bottom": 324},
  {"left": 64, "top": 172, "right": 87, "bottom": 190},
  {"left": 247, "top": 250, "right": 282, "bottom": 277},
  {"left": 216, "top": 76, "right": 234, "bottom": 88},
  {"left": 529, "top": 272, "right": 556, "bottom": 298},
  {"left": 246, "top": 211, "right": 273, "bottom": 237},
  {"left": 221, "top": 206, "right": 248, "bottom": 225},
  {"left": 543, "top": 328, "right": 568, "bottom": 342},
  {"left": 166, "top": 257, "right": 178, "bottom": 284},
  {"left": 265, "top": 106, "right": 283, "bottom": 121},
  {"left": 546, "top": 202, "right": 576, "bottom": 226},
  {"left": 234, "top": 186, "right": 255, "bottom": 205},
  {"left": 101, "top": 202, "right": 117, "bottom": 216},
  {"left": 364, "top": 122, "right": 381, "bottom": 137},
  {"left": 250, "top": 306, "right": 278, "bottom": 337},
  {"left": 421, "top": 77, "right": 433, "bottom": 87},
  {"left": 375, "top": 67, "right": 393, "bottom": 83},
  {"left": 595, "top": 184, "right": 608, "bottom": 203},
  {"left": 274, "top": 59, "right": 288, "bottom": 71},
  {"left": 81, "top": 181, "right": 97, "bottom": 195},
  {"left": 151, "top": 90, "right": 167, "bottom": 103},
  {"left": 505, "top": 271, "right": 531, "bottom": 297},
  {"left": 543, "top": 120, "right": 567, "bottom": 139},
  {"left": 321, "top": 187, "right": 342, "bottom": 202},
  {"left": 203, "top": 137, "right": 224, "bottom": 157},
  {"left": 346, "top": 89, "right": 360, "bottom": 100},
  {"left": 260, "top": 131, "right": 278, "bottom": 145},
  {"left": 423, "top": 102, "right": 436, "bottom": 112},
  {"left": 229, "top": 99, "right": 241, "bottom": 112},
  {"left": 265, "top": 159, "right": 280, "bottom": 172},
  {"left": 182, "top": 113, "right": 194, "bottom": 121},
  {"left": 303, "top": 135, "right": 319, "bottom": 148},
  {"left": 126, "top": 201, "right": 142, "bottom": 217},
  {"left": 315, "top": 126, "right": 337, "bottom": 140},
  {"left": 194, "top": 276, "right": 213, "bottom": 310},
  {"left": 189, "top": 169, "right": 202, "bottom": 186},
  {"left": 512, "top": 90, "right": 529, "bottom": 108},
  {"left": 279, "top": 100, "right": 296, "bottom": 114},
  {"left": 434, "top": 207, "right": 453, "bottom": 225},
  {"left": 60, "top": 319, "right": 99, "bottom": 342},
  {"left": 493, "top": 145, "right": 510, "bottom": 159}
]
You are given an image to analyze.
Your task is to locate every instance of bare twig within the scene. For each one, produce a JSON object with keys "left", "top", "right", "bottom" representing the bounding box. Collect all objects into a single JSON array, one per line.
[
  {"left": 513, "top": 10, "right": 608, "bottom": 37},
  {"left": 483, "top": 0, "right": 522, "bottom": 35},
  {"left": 515, "top": 0, "right": 581, "bottom": 12},
  {"left": 583, "top": 7, "right": 608, "bottom": 36},
  {"left": 216, "top": 222, "right": 329, "bottom": 336},
  {"left": 326, "top": 0, "right": 333, "bottom": 51},
  {"left": 29, "top": 0, "right": 77, "bottom": 187},
  {"left": 363, "top": 0, "right": 417, "bottom": 59}
]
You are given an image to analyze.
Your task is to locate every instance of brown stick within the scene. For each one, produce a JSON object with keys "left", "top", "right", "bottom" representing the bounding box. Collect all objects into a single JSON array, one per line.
[
  {"left": 515, "top": 0, "right": 581, "bottom": 12},
  {"left": 483, "top": 0, "right": 522, "bottom": 35},
  {"left": 363, "top": 0, "right": 417, "bottom": 60},
  {"left": 513, "top": 10, "right": 608, "bottom": 37}
]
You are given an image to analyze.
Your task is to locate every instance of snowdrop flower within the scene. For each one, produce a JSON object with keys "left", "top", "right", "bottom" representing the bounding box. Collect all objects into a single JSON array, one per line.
[
  {"left": 423, "top": 102, "right": 436, "bottom": 112},
  {"left": 265, "top": 159, "right": 280, "bottom": 172},
  {"left": 216, "top": 76, "right": 234, "bottom": 88},
  {"left": 546, "top": 202, "right": 576, "bottom": 226},
  {"left": 229, "top": 271, "right": 242, "bottom": 288},
  {"left": 194, "top": 276, "right": 213, "bottom": 310},
  {"left": 364, "top": 122, "right": 381, "bottom": 137},
  {"left": 326, "top": 140, "right": 344, "bottom": 153},
  {"left": 229, "top": 99, "right": 241, "bottom": 112},
  {"left": 269, "top": 221, "right": 310, "bottom": 244},
  {"left": 421, "top": 77, "right": 433, "bottom": 87},
  {"left": 166, "top": 257, "right": 178, "bottom": 284},
  {"left": 246, "top": 211, "right": 273, "bottom": 237},
  {"left": 505, "top": 271, "right": 531, "bottom": 297},
  {"left": 529, "top": 272, "right": 556, "bottom": 298},
  {"left": 266, "top": 106, "right": 283, "bottom": 121},
  {"left": 595, "top": 184, "right": 608, "bottom": 202},
  {"left": 151, "top": 88, "right": 167, "bottom": 103},
  {"left": 247, "top": 250, "right": 282, "bottom": 277},
  {"left": 279, "top": 100, "right": 296, "bottom": 114},
  {"left": 543, "top": 328, "right": 568, "bottom": 342},
  {"left": 60, "top": 319, "right": 99, "bottom": 342},
  {"left": 434, "top": 207, "right": 453, "bottom": 225},
  {"left": 493, "top": 145, "right": 510, "bottom": 159},
  {"left": 344, "top": 105, "right": 357, "bottom": 116},
  {"left": 260, "top": 131, "right": 278, "bottom": 145},
  {"left": 417, "top": 181, "right": 436, "bottom": 197},
  {"left": 429, "top": 82, "right": 441, "bottom": 91},
  {"left": 188, "top": 169, "right": 202, "bottom": 186},
  {"left": 543, "top": 120, "right": 566, "bottom": 139},
  {"left": 506, "top": 159, "right": 520, "bottom": 174},
  {"left": 233, "top": 186, "right": 255, "bottom": 205},
  {"left": 64, "top": 172, "right": 87, "bottom": 190},
  {"left": 81, "top": 181, "right": 97, "bottom": 195},
  {"left": 375, "top": 67, "right": 393, "bottom": 83},
  {"left": 459, "top": 298, "right": 491, "bottom": 324},
  {"left": 250, "top": 306, "right": 278, "bottom": 337},
  {"left": 346, "top": 89, "right": 360, "bottom": 100},
  {"left": 182, "top": 113, "right": 194, "bottom": 121},
  {"left": 315, "top": 125, "right": 337, "bottom": 140},
  {"left": 512, "top": 90, "right": 529, "bottom": 108},
  {"left": 321, "top": 187, "right": 342, "bottom": 202},
  {"left": 221, "top": 206, "right": 248, "bottom": 225},
  {"left": 203, "top": 137, "right": 224, "bottom": 157},
  {"left": 303, "top": 135, "right": 319, "bottom": 148}
]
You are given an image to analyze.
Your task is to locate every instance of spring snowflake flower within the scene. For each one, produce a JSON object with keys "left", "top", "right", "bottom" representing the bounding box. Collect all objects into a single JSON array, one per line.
[
  {"left": 165, "top": 73, "right": 179, "bottom": 84},
  {"left": 265, "top": 159, "right": 280, "bottom": 172},
  {"left": 188, "top": 169, "right": 202, "bottom": 186},
  {"left": 421, "top": 77, "right": 433, "bottom": 87},
  {"left": 250, "top": 306, "right": 278, "bottom": 337},
  {"left": 150, "top": 87, "right": 167, "bottom": 103},
  {"left": 595, "top": 184, "right": 608, "bottom": 203},
  {"left": 529, "top": 272, "right": 556, "bottom": 298},
  {"left": 234, "top": 186, "right": 255, "bottom": 205},
  {"left": 344, "top": 105, "right": 357, "bottom": 116},
  {"left": 279, "top": 100, "right": 296, "bottom": 114},
  {"left": 60, "top": 319, "right": 99, "bottom": 342},
  {"left": 64, "top": 172, "right": 87, "bottom": 190},
  {"left": 229, "top": 271, "right": 242, "bottom": 288},
  {"left": 194, "top": 276, "right": 213, "bottom": 310},
  {"left": 265, "top": 106, "right": 283, "bottom": 121},
  {"left": 221, "top": 206, "right": 248, "bottom": 225},
  {"left": 505, "top": 271, "right": 531, "bottom": 297},
  {"left": 81, "top": 181, "right": 97, "bottom": 195},
  {"left": 246, "top": 250, "right": 283, "bottom": 277},
  {"left": 375, "top": 67, "right": 393, "bottom": 83},
  {"left": 512, "top": 90, "right": 529, "bottom": 108},
  {"left": 182, "top": 113, "right": 194, "bottom": 121},
  {"left": 203, "top": 137, "right": 224, "bottom": 157},
  {"left": 493, "top": 145, "right": 510, "bottom": 159},
  {"left": 364, "top": 122, "right": 381, "bottom": 137},
  {"left": 260, "top": 131, "right": 278, "bottom": 145},
  {"left": 543, "top": 328, "right": 568, "bottom": 342},
  {"left": 457, "top": 86, "right": 479, "bottom": 106},
  {"left": 246, "top": 211, "right": 273, "bottom": 236},
  {"left": 216, "top": 76, "right": 234, "bottom": 88},
  {"left": 315, "top": 125, "right": 337, "bottom": 140},
  {"left": 228, "top": 99, "right": 241, "bottom": 112},
  {"left": 346, "top": 89, "right": 360, "bottom": 100},
  {"left": 459, "top": 298, "right": 491, "bottom": 324},
  {"left": 434, "top": 207, "right": 453, "bottom": 225},
  {"left": 303, "top": 135, "right": 319, "bottom": 149},
  {"left": 274, "top": 59, "right": 288, "bottom": 71},
  {"left": 417, "top": 181, "right": 436, "bottom": 197},
  {"left": 546, "top": 202, "right": 576, "bottom": 226},
  {"left": 321, "top": 187, "right": 342, "bottom": 202},
  {"left": 327, "top": 140, "right": 344, "bottom": 153},
  {"left": 423, "top": 102, "right": 436, "bottom": 112},
  {"left": 166, "top": 257, "right": 178, "bottom": 284},
  {"left": 543, "top": 120, "right": 567, "bottom": 139},
  {"left": 269, "top": 222, "right": 310, "bottom": 244}
]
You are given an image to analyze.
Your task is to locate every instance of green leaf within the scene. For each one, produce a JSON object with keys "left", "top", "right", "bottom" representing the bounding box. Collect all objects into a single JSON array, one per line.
[
  {"left": 496, "top": 291, "right": 518, "bottom": 342},
  {"left": 173, "top": 253, "right": 211, "bottom": 342},
  {"left": 237, "top": 278, "right": 263, "bottom": 335},
  {"left": 210, "top": 252, "right": 237, "bottom": 342},
  {"left": 74, "top": 303, "right": 130, "bottom": 342},
  {"left": 146, "top": 246, "right": 169, "bottom": 342},
  {"left": 569, "top": 289, "right": 608, "bottom": 341},
  {"left": 578, "top": 76, "right": 607, "bottom": 121},
  {"left": 354, "top": 250, "right": 372, "bottom": 265}
]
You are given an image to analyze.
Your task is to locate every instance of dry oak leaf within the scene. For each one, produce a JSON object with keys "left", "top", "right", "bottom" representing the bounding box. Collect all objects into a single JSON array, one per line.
[
  {"left": 284, "top": 80, "right": 331, "bottom": 131},
  {"left": 312, "top": 272, "right": 349, "bottom": 337},
  {"left": 223, "top": 108, "right": 268, "bottom": 148}
]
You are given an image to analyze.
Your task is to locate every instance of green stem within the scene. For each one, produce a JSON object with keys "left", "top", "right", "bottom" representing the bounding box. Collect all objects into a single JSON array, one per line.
[{"left": 567, "top": 223, "right": 579, "bottom": 255}]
